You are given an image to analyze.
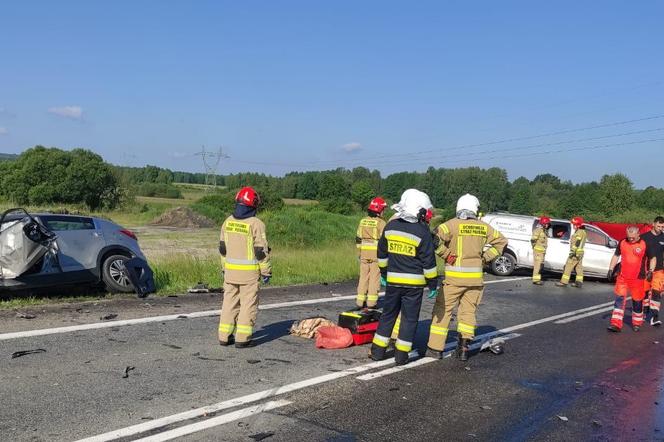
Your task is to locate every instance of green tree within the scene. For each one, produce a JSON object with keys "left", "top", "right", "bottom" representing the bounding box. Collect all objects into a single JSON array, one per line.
[
  {"left": 351, "top": 180, "right": 375, "bottom": 208},
  {"left": 598, "top": 173, "right": 635, "bottom": 216}
]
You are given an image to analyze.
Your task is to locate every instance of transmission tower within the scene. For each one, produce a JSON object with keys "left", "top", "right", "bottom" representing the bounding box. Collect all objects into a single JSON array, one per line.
[{"left": 195, "top": 146, "right": 229, "bottom": 189}]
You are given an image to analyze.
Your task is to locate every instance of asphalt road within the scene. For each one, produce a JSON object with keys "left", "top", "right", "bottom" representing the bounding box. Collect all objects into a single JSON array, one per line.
[{"left": 1, "top": 274, "right": 663, "bottom": 442}]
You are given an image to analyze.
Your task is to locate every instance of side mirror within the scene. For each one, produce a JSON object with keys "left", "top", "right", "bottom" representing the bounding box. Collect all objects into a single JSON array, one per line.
[{"left": 608, "top": 239, "right": 618, "bottom": 249}]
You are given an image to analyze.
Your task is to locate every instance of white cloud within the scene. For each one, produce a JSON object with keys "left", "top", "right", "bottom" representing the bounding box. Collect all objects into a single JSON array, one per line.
[
  {"left": 341, "top": 142, "right": 362, "bottom": 153},
  {"left": 0, "top": 127, "right": 8, "bottom": 135},
  {"left": 48, "top": 105, "right": 83, "bottom": 120}
]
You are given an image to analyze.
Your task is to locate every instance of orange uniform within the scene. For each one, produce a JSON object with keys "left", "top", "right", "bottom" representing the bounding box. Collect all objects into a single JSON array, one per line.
[{"left": 610, "top": 239, "right": 647, "bottom": 330}]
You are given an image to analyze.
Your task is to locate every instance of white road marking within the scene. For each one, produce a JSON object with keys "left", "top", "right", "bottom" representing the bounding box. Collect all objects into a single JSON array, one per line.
[
  {"left": 484, "top": 276, "right": 530, "bottom": 284},
  {"left": 0, "top": 277, "right": 529, "bottom": 341},
  {"left": 74, "top": 358, "right": 395, "bottom": 442},
  {"left": 554, "top": 307, "right": 612, "bottom": 324},
  {"left": 132, "top": 400, "right": 292, "bottom": 442}
]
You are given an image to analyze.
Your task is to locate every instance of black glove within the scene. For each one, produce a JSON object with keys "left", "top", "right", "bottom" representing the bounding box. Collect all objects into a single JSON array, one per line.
[{"left": 647, "top": 270, "right": 654, "bottom": 282}]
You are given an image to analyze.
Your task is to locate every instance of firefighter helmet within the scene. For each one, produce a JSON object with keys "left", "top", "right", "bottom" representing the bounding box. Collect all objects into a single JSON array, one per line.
[
  {"left": 571, "top": 216, "right": 584, "bottom": 227},
  {"left": 396, "top": 189, "right": 433, "bottom": 222},
  {"left": 235, "top": 186, "right": 260, "bottom": 208},
  {"left": 456, "top": 194, "right": 480, "bottom": 215},
  {"left": 539, "top": 216, "right": 551, "bottom": 226},
  {"left": 368, "top": 197, "right": 387, "bottom": 214}
]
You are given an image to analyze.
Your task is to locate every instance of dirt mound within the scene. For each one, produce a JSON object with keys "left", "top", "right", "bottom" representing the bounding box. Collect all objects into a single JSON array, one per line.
[{"left": 151, "top": 207, "right": 216, "bottom": 228}]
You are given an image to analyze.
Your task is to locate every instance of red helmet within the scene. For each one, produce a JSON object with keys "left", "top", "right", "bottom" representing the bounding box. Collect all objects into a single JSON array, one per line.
[
  {"left": 571, "top": 216, "right": 584, "bottom": 227},
  {"left": 425, "top": 208, "right": 434, "bottom": 223},
  {"left": 235, "top": 186, "right": 260, "bottom": 208},
  {"left": 539, "top": 216, "right": 551, "bottom": 226},
  {"left": 368, "top": 197, "right": 387, "bottom": 214}
]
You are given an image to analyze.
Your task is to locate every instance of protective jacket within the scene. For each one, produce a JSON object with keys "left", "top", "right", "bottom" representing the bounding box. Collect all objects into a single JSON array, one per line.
[
  {"left": 569, "top": 228, "right": 587, "bottom": 257},
  {"left": 220, "top": 215, "right": 271, "bottom": 284},
  {"left": 377, "top": 218, "right": 438, "bottom": 290},
  {"left": 531, "top": 226, "right": 548, "bottom": 253},
  {"left": 356, "top": 216, "right": 387, "bottom": 259},
  {"left": 435, "top": 218, "right": 507, "bottom": 286}
]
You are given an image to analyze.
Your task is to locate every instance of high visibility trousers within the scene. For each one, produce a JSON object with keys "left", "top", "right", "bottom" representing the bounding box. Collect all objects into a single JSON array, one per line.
[
  {"left": 357, "top": 258, "right": 381, "bottom": 308},
  {"left": 427, "top": 283, "right": 484, "bottom": 351},
  {"left": 651, "top": 290, "right": 662, "bottom": 318},
  {"left": 560, "top": 256, "right": 584, "bottom": 284},
  {"left": 532, "top": 252, "right": 545, "bottom": 282},
  {"left": 610, "top": 295, "right": 643, "bottom": 329},
  {"left": 218, "top": 281, "right": 260, "bottom": 343},
  {"left": 372, "top": 285, "right": 423, "bottom": 354}
]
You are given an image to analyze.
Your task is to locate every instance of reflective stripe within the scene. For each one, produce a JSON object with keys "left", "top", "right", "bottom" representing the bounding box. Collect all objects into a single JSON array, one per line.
[
  {"left": 423, "top": 267, "right": 438, "bottom": 279},
  {"left": 362, "top": 240, "right": 378, "bottom": 245},
  {"left": 429, "top": 325, "right": 448, "bottom": 336},
  {"left": 457, "top": 236, "right": 463, "bottom": 266},
  {"left": 439, "top": 224, "right": 450, "bottom": 234},
  {"left": 457, "top": 322, "right": 475, "bottom": 335},
  {"left": 218, "top": 323, "right": 236, "bottom": 333},
  {"left": 652, "top": 301, "right": 661, "bottom": 311},
  {"left": 356, "top": 294, "right": 367, "bottom": 302},
  {"left": 225, "top": 263, "right": 260, "bottom": 271},
  {"left": 367, "top": 294, "right": 379, "bottom": 302},
  {"left": 576, "top": 276, "right": 584, "bottom": 282},
  {"left": 445, "top": 266, "right": 483, "bottom": 279},
  {"left": 387, "top": 272, "right": 426, "bottom": 285},
  {"left": 372, "top": 333, "right": 390, "bottom": 348},
  {"left": 493, "top": 230, "right": 500, "bottom": 239},
  {"left": 378, "top": 258, "right": 388, "bottom": 268},
  {"left": 236, "top": 324, "right": 253, "bottom": 335},
  {"left": 561, "top": 274, "right": 570, "bottom": 283},
  {"left": 341, "top": 311, "right": 363, "bottom": 319},
  {"left": 533, "top": 274, "right": 541, "bottom": 282},
  {"left": 226, "top": 258, "right": 259, "bottom": 265},
  {"left": 395, "top": 339, "right": 412, "bottom": 352},
  {"left": 485, "top": 247, "right": 499, "bottom": 258},
  {"left": 384, "top": 230, "right": 421, "bottom": 247},
  {"left": 259, "top": 262, "right": 271, "bottom": 270},
  {"left": 360, "top": 245, "right": 378, "bottom": 251},
  {"left": 534, "top": 246, "right": 546, "bottom": 252}
]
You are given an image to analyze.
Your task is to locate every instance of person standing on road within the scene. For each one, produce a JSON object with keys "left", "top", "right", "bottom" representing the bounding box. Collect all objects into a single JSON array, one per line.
[
  {"left": 370, "top": 189, "right": 438, "bottom": 366},
  {"left": 607, "top": 226, "right": 654, "bottom": 332},
  {"left": 426, "top": 194, "right": 507, "bottom": 361},
  {"left": 218, "top": 186, "right": 272, "bottom": 348},
  {"left": 355, "top": 197, "right": 388, "bottom": 309},
  {"left": 531, "top": 216, "right": 551, "bottom": 285},
  {"left": 641, "top": 216, "right": 664, "bottom": 326},
  {"left": 556, "top": 216, "right": 587, "bottom": 288}
]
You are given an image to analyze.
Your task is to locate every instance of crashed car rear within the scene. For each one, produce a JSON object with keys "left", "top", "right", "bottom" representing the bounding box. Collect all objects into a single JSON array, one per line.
[{"left": 0, "top": 208, "right": 155, "bottom": 297}]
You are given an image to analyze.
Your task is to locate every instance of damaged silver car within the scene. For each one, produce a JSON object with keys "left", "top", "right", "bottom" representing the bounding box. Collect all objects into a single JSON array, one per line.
[{"left": 0, "top": 208, "right": 154, "bottom": 296}]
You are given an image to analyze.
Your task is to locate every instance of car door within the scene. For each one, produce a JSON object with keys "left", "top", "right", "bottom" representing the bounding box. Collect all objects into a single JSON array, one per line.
[
  {"left": 544, "top": 221, "right": 571, "bottom": 271},
  {"left": 40, "top": 215, "right": 104, "bottom": 272},
  {"left": 582, "top": 225, "right": 615, "bottom": 277}
]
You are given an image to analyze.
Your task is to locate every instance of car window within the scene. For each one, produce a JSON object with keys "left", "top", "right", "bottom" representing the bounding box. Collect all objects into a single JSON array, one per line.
[
  {"left": 585, "top": 225, "right": 608, "bottom": 246},
  {"left": 42, "top": 216, "right": 96, "bottom": 231},
  {"left": 550, "top": 222, "right": 570, "bottom": 240}
]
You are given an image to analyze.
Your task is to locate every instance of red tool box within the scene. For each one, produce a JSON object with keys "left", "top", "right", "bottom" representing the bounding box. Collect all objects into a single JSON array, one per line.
[{"left": 338, "top": 309, "right": 381, "bottom": 345}]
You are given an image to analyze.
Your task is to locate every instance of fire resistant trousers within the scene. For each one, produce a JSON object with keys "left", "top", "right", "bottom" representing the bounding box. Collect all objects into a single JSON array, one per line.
[
  {"left": 372, "top": 285, "right": 423, "bottom": 354},
  {"left": 532, "top": 252, "right": 545, "bottom": 282},
  {"left": 357, "top": 258, "right": 381, "bottom": 308},
  {"left": 218, "top": 280, "right": 260, "bottom": 343},
  {"left": 560, "top": 256, "right": 584, "bottom": 284},
  {"left": 428, "top": 283, "right": 484, "bottom": 351}
]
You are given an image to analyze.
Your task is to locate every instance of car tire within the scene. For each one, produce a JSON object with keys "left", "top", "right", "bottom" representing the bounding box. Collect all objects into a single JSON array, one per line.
[
  {"left": 102, "top": 254, "right": 134, "bottom": 293},
  {"left": 491, "top": 253, "right": 516, "bottom": 277}
]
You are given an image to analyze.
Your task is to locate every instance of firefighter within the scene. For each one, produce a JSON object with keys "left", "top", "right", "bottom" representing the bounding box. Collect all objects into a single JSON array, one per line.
[
  {"left": 370, "top": 189, "right": 438, "bottom": 366},
  {"left": 218, "top": 186, "right": 272, "bottom": 348},
  {"left": 531, "top": 216, "right": 550, "bottom": 285},
  {"left": 355, "top": 197, "right": 388, "bottom": 309},
  {"left": 556, "top": 216, "right": 587, "bottom": 288},
  {"left": 426, "top": 194, "right": 507, "bottom": 361},
  {"left": 641, "top": 216, "right": 664, "bottom": 325},
  {"left": 607, "top": 226, "right": 654, "bottom": 332}
]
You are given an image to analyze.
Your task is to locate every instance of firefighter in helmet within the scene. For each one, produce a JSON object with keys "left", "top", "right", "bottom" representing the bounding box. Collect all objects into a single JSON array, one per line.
[
  {"left": 556, "top": 216, "right": 586, "bottom": 288},
  {"left": 356, "top": 197, "right": 388, "bottom": 309},
  {"left": 218, "top": 186, "right": 272, "bottom": 348},
  {"left": 531, "top": 216, "right": 551, "bottom": 285}
]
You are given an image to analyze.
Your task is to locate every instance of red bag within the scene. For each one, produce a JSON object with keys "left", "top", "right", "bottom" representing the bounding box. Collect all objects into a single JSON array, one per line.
[{"left": 315, "top": 325, "right": 354, "bottom": 349}]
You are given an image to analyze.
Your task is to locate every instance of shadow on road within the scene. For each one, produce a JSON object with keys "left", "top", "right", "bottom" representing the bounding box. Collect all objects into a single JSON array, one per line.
[{"left": 252, "top": 319, "right": 295, "bottom": 346}]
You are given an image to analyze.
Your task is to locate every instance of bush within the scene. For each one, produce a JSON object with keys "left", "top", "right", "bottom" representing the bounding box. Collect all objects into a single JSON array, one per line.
[
  {"left": 134, "top": 183, "right": 183, "bottom": 199},
  {"left": 320, "top": 197, "right": 355, "bottom": 215},
  {"left": 190, "top": 192, "right": 236, "bottom": 223}
]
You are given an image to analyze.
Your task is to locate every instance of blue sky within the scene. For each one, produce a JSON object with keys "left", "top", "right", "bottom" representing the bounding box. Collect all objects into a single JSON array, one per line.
[{"left": 1, "top": 1, "right": 663, "bottom": 187}]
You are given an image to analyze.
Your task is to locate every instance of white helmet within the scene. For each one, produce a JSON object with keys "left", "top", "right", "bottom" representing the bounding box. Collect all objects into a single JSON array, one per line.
[
  {"left": 456, "top": 193, "right": 480, "bottom": 215},
  {"left": 394, "top": 188, "right": 433, "bottom": 222}
]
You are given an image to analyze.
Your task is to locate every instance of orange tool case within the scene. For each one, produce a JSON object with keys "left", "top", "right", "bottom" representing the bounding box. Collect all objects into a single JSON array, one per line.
[{"left": 338, "top": 309, "right": 381, "bottom": 345}]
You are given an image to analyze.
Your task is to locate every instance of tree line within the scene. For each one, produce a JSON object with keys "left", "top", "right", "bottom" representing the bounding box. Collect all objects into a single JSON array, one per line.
[{"left": 0, "top": 146, "right": 662, "bottom": 221}]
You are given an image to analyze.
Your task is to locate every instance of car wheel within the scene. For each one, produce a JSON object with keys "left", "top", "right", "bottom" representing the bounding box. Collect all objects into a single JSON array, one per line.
[
  {"left": 102, "top": 254, "right": 134, "bottom": 293},
  {"left": 491, "top": 253, "right": 516, "bottom": 277}
]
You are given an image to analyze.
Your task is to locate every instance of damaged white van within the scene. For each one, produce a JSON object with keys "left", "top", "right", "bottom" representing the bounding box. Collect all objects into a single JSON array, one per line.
[{"left": 481, "top": 212, "right": 618, "bottom": 280}]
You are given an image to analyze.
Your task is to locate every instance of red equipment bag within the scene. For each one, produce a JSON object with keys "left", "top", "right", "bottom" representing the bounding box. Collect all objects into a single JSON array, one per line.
[
  {"left": 338, "top": 309, "right": 381, "bottom": 345},
  {"left": 315, "top": 325, "right": 354, "bottom": 349}
]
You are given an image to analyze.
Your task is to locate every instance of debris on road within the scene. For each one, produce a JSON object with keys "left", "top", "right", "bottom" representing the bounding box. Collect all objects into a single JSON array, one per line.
[
  {"left": 249, "top": 432, "right": 275, "bottom": 441},
  {"left": 188, "top": 282, "right": 210, "bottom": 293},
  {"left": 557, "top": 415, "right": 569, "bottom": 422},
  {"left": 122, "top": 366, "right": 135, "bottom": 378},
  {"left": 480, "top": 405, "right": 492, "bottom": 410},
  {"left": 265, "top": 358, "right": 292, "bottom": 364},
  {"left": 11, "top": 349, "right": 46, "bottom": 359},
  {"left": 176, "top": 315, "right": 188, "bottom": 319},
  {"left": 16, "top": 312, "right": 36, "bottom": 319},
  {"left": 247, "top": 359, "right": 261, "bottom": 364},
  {"left": 480, "top": 338, "right": 505, "bottom": 355},
  {"left": 196, "top": 356, "right": 225, "bottom": 362},
  {"left": 162, "top": 344, "right": 182, "bottom": 349},
  {"left": 592, "top": 420, "right": 602, "bottom": 427},
  {"left": 289, "top": 317, "right": 335, "bottom": 339},
  {"left": 100, "top": 313, "right": 118, "bottom": 321}
]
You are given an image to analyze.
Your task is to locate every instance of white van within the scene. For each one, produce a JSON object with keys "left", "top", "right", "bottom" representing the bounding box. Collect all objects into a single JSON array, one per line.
[{"left": 481, "top": 212, "right": 618, "bottom": 280}]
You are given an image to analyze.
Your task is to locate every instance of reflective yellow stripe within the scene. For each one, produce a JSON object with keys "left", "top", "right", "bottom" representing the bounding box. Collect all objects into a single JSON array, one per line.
[
  {"left": 486, "top": 247, "right": 499, "bottom": 257},
  {"left": 440, "top": 224, "right": 450, "bottom": 234},
  {"left": 445, "top": 270, "right": 483, "bottom": 279},
  {"left": 341, "top": 311, "right": 362, "bottom": 318},
  {"left": 395, "top": 339, "right": 412, "bottom": 352},
  {"left": 218, "top": 323, "right": 235, "bottom": 333},
  {"left": 372, "top": 334, "right": 390, "bottom": 348},
  {"left": 424, "top": 268, "right": 438, "bottom": 279},
  {"left": 533, "top": 274, "right": 542, "bottom": 281},
  {"left": 534, "top": 246, "right": 546, "bottom": 252},
  {"left": 385, "top": 234, "right": 419, "bottom": 247},
  {"left": 367, "top": 294, "right": 379, "bottom": 301},
  {"left": 225, "top": 263, "right": 260, "bottom": 271},
  {"left": 387, "top": 272, "right": 426, "bottom": 285},
  {"left": 236, "top": 325, "right": 253, "bottom": 335},
  {"left": 356, "top": 294, "right": 367, "bottom": 302},
  {"left": 457, "top": 322, "right": 475, "bottom": 335},
  {"left": 429, "top": 325, "right": 448, "bottom": 336},
  {"left": 457, "top": 236, "right": 463, "bottom": 266},
  {"left": 360, "top": 245, "right": 378, "bottom": 251},
  {"left": 378, "top": 258, "right": 388, "bottom": 268}
]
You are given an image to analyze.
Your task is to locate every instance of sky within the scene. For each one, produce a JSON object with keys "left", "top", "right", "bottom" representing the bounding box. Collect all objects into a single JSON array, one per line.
[{"left": 1, "top": 1, "right": 663, "bottom": 187}]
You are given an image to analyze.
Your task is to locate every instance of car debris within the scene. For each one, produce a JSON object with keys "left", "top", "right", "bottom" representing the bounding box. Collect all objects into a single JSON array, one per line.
[
  {"left": 480, "top": 338, "right": 505, "bottom": 355},
  {"left": 11, "top": 349, "right": 47, "bottom": 359},
  {"left": 188, "top": 282, "right": 210, "bottom": 293},
  {"left": 557, "top": 415, "right": 569, "bottom": 422},
  {"left": 15, "top": 312, "right": 36, "bottom": 319},
  {"left": 100, "top": 313, "right": 118, "bottom": 321},
  {"left": 122, "top": 366, "right": 135, "bottom": 378},
  {"left": 249, "top": 432, "right": 275, "bottom": 441}
]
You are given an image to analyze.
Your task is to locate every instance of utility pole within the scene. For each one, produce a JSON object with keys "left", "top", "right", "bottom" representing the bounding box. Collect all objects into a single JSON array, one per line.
[{"left": 195, "top": 146, "right": 229, "bottom": 189}]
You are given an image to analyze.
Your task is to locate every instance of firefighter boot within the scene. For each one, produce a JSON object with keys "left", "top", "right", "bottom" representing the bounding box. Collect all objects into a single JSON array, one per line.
[
  {"left": 426, "top": 347, "right": 444, "bottom": 359},
  {"left": 455, "top": 336, "right": 471, "bottom": 362},
  {"left": 235, "top": 340, "right": 256, "bottom": 348},
  {"left": 370, "top": 343, "right": 387, "bottom": 361},
  {"left": 651, "top": 312, "right": 662, "bottom": 327},
  {"left": 394, "top": 349, "right": 409, "bottom": 366},
  {"left": 572, "top": 281, "right": 583, "bottom": 288},
  {"left": 219, "top": 335, "right": 235, "bottom": 346}
]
